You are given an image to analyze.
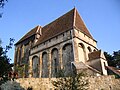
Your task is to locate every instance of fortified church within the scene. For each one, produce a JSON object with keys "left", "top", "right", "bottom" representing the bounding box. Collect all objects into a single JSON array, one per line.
[{"left": 14, "top": 8, "right": 108, "bottom": 78}]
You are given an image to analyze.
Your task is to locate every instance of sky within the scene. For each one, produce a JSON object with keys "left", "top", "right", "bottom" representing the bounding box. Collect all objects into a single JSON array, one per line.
[{"left": 0, "top": 0, "right": 120, "bottom": 63}]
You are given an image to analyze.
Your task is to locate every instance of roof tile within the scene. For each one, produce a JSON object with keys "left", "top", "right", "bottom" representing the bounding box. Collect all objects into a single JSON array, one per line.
[
  {"left": 35, "top": 8, "right": 94, "bottom": 46},
  {"left": 16, "top": 8, "right": 94, "bottom": 46}
]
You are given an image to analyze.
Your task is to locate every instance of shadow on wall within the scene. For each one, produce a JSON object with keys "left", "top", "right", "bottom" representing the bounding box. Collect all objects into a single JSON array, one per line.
[{"left": 0, "top": 80, "right": 32, "bottom": 90}]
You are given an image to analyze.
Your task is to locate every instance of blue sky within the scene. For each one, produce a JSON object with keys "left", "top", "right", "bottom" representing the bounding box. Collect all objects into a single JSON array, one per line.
[{"left": 0, "top": 0, "right": 120, "bottom": 63}]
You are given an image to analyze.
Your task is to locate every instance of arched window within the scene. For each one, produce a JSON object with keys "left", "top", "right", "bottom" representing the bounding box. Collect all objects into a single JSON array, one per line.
[
  {"left": 42, "top": 52, "right": 49, "bottom": 78},
  {"left": 88, "top": 46, "right": 92, "bottom": 53},
  {"left": 62, "top": 43, "right": 74, "bottom": 76},
  {"left": 32, "top": 56, "right": 39, "bottom": 78},
  {"left": 51, "top": 48, "right": 59, "bottom": 77},
  {"left": 78, "top": 43, "right": 86, "bottom": 62}
]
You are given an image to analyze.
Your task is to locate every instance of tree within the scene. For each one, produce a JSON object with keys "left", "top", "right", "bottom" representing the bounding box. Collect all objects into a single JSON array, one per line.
[
  {"left": 0, "top": 0, "right": 8, "bottom": 8},
  {"left": 14, "top": 64, "right": 29, "bottom": 78},
  {"left": 104, "top": 52, "right": 115, "bottom": 66},
  {"left": 0, "top": 0, "right": 8, "bottom": 17},
  {"left": 104, "top": 50, "right": 120, "bottom": 68},
  {"left": 0, "top": 38, "right": 14, "bottom": 85},
  {"left": 52, "top": 70, "right": 88, "bottom": 90},
  {"left": 112, "top": 50, "right": 120, "bottom": 68}
]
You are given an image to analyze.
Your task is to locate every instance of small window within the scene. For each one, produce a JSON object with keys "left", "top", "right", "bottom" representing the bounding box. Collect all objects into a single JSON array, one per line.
[
  {"left": 88, "top": 47, "right": 92, "bottom": 52},
  {"left": 79, "top": 43, "right": 85, "bottom": 49}
]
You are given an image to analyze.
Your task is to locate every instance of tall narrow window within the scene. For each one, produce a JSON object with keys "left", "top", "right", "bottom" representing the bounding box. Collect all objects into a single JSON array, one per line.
[
  {"left": 62, "top": 43, "right": 74, "bottom": 76},
  {"left": 32, "top": 56, "right": 39, "bottom": 78},
  {"left": 51, "top": 48, "right": 59, "bottom": 77},
  {"left": 54, "top": 59, "right": 57, "bottom": 74},
  {"left": 42, "top": 52, "right": 49, "bottom": 78},
  {"left": 78, "top": 43, "right": 86, "bottom": 62}
]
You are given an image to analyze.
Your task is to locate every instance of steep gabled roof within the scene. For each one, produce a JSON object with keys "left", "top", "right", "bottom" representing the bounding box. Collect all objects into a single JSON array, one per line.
[
  {"left": 16, "top": 8, "right": 94, "bottom": 46},
  {"left": 74, "top": 8, "right": 93, "bottom": 39},
  {"left": 15, "top": 25, "right": 41, "bottom": 45},
  {"left": 35, "top": 8, "right": 93, "bottom": 46},
  {"left": 35, "top": 8, "right": 74, "bottom": 46}
]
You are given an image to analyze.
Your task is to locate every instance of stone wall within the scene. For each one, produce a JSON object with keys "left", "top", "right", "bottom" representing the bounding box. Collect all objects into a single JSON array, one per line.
[
  {"left": 1, "top": 75, "right": 120, "bottom": 90},
  {"left": 88, "top": 75, "right": 120, "bottom": 90}
]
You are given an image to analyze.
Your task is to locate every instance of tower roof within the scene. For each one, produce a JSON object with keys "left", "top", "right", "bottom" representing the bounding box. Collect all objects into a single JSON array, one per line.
[
  {"left": 15, "top": 25, "right": 41, "bottom": 45},
  {"left": 35, "top": 8, "right": 94, "bottom": 46},
  {"left": 73, "top": 8, "right": 93, "bottom": 39},
  {"left": 16, "top": 8, "right": 94, "bottom": 46}
]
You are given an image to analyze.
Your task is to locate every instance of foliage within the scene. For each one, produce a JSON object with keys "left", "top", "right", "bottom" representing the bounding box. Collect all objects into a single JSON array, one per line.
[
  {"left": 0, "top": 38, "right": 14, "bottom": 85},
  {"left": 104, "top": 50, "right": 120, "bottom": 68},
  {"left": 14, "top": 65, "right": 24, "bottom": 78},
  {"left": 0, "top": 0, "right": 8, "bottom": 17},
  {"left": 113, "top": 50, "right": 120, "bottom": 67},
  {"left": 104, "top": 52, "right": 114, "bottom": 66},
  {"left": 52, "top": 70, "right": 88, "bottom": 90},
  {"left": 14, "top": 64, "right": 29, "bottom": 78},
  {"left": 0, "top": 0, "right": 8, "bottom": 8}
]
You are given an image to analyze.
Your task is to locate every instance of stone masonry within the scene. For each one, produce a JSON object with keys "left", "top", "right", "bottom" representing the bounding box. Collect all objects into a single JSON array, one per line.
[{"left": 1, "top": 75, "right": 120, "bottom": 90}]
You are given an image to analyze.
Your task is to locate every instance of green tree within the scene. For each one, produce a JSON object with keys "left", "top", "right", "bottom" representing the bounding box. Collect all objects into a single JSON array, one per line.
[
  {"left": 14, "top": 64, "right": 29, "bottom": 78},
  {"left": 52, "top": 70, "right": 88, "bottom": 90},
  {"left": 0, "top": 38, "right": 14, "bottom": 85},
  {"left": 104, "top": 52, "right": 115, "bottom": 66},
  {"left": 113, "top": 50, "right": 120, "bottom": 68},
  {"left": 104, "top": 50, "right": 120, "bottom": 68}
]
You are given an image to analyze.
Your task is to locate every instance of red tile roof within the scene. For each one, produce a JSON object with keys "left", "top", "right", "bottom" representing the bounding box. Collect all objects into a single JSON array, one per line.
[
  {"left": 35, "top": 8, "right": 93, "bottom": 46},
  {"left": 15, "top": 26, "right": 41, "bottom": 45},
  {"left": 74, "top": 9, "right": 93, "bottom": 39},
  {"left": 16, "top": 8, "right": 94, "bottom": 46},
  {"left": 106, "top": 66, "right": 120, "bottom": 76},
  {"left": 35, "top": 8, "right": 74, "bottom": 46}
]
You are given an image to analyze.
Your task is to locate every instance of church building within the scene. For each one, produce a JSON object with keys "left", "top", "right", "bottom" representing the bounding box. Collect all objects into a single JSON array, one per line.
[{"left": 14, "top": 8, "right": 108, "bottom": 78}]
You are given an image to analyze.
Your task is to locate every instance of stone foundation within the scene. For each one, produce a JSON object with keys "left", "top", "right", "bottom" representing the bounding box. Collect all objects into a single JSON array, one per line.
[{"left": 1, "top": 75, "right": 120, "bottom": 90}]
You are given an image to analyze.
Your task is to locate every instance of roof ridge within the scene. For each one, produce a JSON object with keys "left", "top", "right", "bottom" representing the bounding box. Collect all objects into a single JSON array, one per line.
[
  {"left": 74, "top": 9, "right": 94, "bottom": 39},
  {"left": 34, "top": 8, "right": 75, "bottom": 46},
  {"left": 42, "top": 8, "right": 75, "bottom": 28},
  {"left": 73, "top": 8, "right": 76, "bottom": 27},
  {"left": 15, "top": 25, "right": 41, "bottom": 45}
]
